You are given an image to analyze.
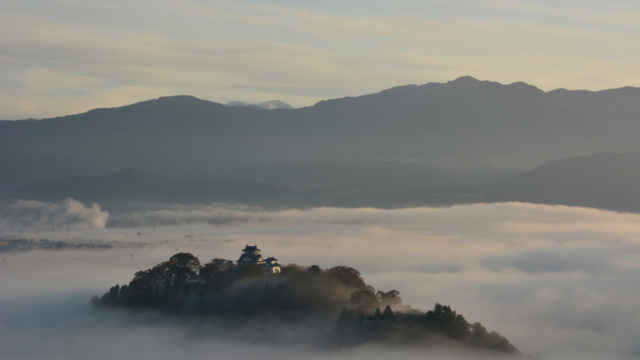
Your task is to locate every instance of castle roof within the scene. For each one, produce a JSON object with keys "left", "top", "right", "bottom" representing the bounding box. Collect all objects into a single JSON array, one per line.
[
  {"left": 237, "top": 253, "right": 263, "bottom": 262},
  {"left": 261, "top": 260, "right": 281, "bottom": 267},
  {"left": 243, "top": 244, "right": 260, "bottom": 252}
]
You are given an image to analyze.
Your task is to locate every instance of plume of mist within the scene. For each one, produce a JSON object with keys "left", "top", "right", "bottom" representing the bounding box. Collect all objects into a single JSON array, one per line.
[
  {"left": 106, "top": 204, "right": 264, "bottom": 228},
  {"left": 0, "top": 198, "right": 109, "bottom": 230},
  {"left": 106, "top": 204, "right": 387, "bottom": 228}
]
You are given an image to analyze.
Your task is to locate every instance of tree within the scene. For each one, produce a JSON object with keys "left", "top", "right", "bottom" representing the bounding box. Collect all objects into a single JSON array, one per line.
[
  {"left": 329, "top": 266, "right": 365, "bottom": 288},
  {"left": 129, "top": 277, "right": 152, "bottom": 291},
  {"left": 97, "top": 284, "right": 120, "bottom": 305},
  {"left": 469, "top": 322, "right": 518, "bottom": 353},
  {"left": 170, "top": 252, "right": 202, "bottom": 273},
  {"left": 199, "top": 263, "right": 219, "bottom": 282},
  {"left": 236, "top": 264, "right": 265, "bottom": 279},
  {"left": 120, "top": 280, "right": 154, "bottom": 307},
  {"left": 377, "top": 289, "right": 402, "bottom": 308},
  {"left": 425, "top": 303, "right": 471, "bottom": 339},
  {"left": 208, "top": 258, "right": 236, "bottom": 271},
  {"left": 133, "top": 259, "right": 199, "bottom": 286},
  {"left": 350, "top": 288, "right": 379, "bottom": 309},
  {"left": 373, "top": 307, "right": 382, "bottom": 319},
  {"left": 281, "top": 263, "right": 304, "bottom": 274},
  {"left": 335, "top": 307, "right": 351, "bottom": 327},
  {"left": 381, "top": 305, "right": 395, "bottom": 321}
]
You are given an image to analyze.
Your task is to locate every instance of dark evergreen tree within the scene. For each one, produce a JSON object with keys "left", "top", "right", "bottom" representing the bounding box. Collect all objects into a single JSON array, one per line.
[{"left": 382, "top": 305, "right": 395, "bottom": 321}]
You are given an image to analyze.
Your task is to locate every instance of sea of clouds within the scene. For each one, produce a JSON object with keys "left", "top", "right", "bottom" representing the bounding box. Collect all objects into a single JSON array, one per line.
[{"left": 1, "top": 201, "right": 640, "bottom": 359}]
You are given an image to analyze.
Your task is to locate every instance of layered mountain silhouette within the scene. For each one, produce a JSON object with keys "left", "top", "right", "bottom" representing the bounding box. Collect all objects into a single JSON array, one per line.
[
  {"left": 4, "top": 168, "right": 299, "bottom": 208},
  {"left": 2, "top": 158, "right": 459, "bottom": 208},
  {"left": 336, "top": 152, "right": 640, "bottom": 213},
  {"left": 479, "top": 151, "right": 640, "bottom": 212},
  {"left": 219, "top": 158, "right": 459, "bottom": 192},
  {"left": 548, "top": 87, "right": 640, "bottom": 138},
  {"left": 5, "top": 152, "right": 640, "bottom": 213},
  {"left": 0, "top": 77, "right": 638, "bottom": 194}
]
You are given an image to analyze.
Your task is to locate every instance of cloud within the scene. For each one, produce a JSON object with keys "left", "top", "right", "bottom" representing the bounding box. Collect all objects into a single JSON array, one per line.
[
  {"left": 480, "top": 0, "right": 640, "bottom": 27},
  {"left": 480, "top": 246, "right": 616, "bottom": 274},
  {"left": 0, "top": 198, "right": 109, "bottom": 230},
  {"left": 106, "top": 204, "right": 260, "bottom": 228},
  {"left": 2, "top": 202, "right": 640, "bottom": 358},
  {"left": 106, "top": 204, "right": 392, "bottom": 228}
]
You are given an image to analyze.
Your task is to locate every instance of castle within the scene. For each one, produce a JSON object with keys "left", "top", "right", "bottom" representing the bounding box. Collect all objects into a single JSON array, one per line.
[{"left": 236, "top": 245, "right": 282, "bottom": 273}]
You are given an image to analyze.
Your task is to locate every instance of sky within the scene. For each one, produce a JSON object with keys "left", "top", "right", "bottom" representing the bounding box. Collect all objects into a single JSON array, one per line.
[
  {"left": 1, "top": 0, "right": 639, "bottom": 119},
  {"left": 2, "top": 202, "right": 640, "bottom": 359}
]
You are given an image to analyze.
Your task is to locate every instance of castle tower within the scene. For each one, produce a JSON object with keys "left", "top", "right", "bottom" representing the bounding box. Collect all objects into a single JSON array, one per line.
[{"left": 236, "top": 245, "right": 281, "bottom": 273}]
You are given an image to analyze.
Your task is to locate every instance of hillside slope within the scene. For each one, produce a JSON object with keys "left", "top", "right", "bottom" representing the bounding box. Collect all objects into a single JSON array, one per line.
[
  {"left": 4, "top": 169, "right": 300, "bottom": 208},
  {"left": 548, "top": 87, "right": 640, "bottom": 137},
  {"left": 334, "top": 152, "right": 640, "bottom": 213}
]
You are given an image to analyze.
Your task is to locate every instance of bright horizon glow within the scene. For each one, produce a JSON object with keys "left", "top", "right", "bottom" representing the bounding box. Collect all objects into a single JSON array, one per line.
[{"left": 1, "top": 0, "right": 639, "bottom": 119}]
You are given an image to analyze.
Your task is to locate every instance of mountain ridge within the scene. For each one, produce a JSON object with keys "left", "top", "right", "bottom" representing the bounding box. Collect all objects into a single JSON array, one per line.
[
  {"left": 0, "top": 76, "right": 637, "bottom": 193},
  {"left": 5, "top": 151, "right": 640, "bottom": 214}
]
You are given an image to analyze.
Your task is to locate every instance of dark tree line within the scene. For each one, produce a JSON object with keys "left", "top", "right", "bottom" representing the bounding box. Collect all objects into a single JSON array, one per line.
[
  {"left": 92, "top": 253, "right": 372, "bottom": 318},
  {"left": 91, "top": 252, "right": 520, "bottom": 355},
  {"left": 333, "top": 303, "right": 518, "bottom": 354}
]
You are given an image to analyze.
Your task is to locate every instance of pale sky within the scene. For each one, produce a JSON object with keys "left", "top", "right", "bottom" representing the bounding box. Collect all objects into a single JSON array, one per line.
[{"left": 1, "top": 0, "right": 639, "bottom": 119}]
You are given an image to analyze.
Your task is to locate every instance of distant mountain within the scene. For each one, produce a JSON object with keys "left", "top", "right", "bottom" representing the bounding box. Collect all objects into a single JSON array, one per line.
[
  {"left": 7, "top": 153, "right": 640, "bottom": 213},
  {"left": 0, "top": 77, "right": 637, "bottom": 193},
  {"left": 547, "top": 87, "right": 640, "bottom": 139},
  {"left": 225, "top": 101, "right": 249, "bottom": 107},
  {"left": 220, "top": 158, "right": 460, "bottom": 192},
  {"left": 480, "top": 151, "right": 640, "bottom": 212},
  {"left": 335, "top": 152, "right": 640, "bottom": 213},
  {"left": 0, "top": 146, "right": 72, "bottom": 194},
  {"left": 256, "top": 100, "right": 294, "bottom": 109},
  {"left": 2, "top": 159, "right": 462, "bottom": 207},
  {"left": 225, "top": 100, "right": 294, "bottom": 110},
  {"left": 4, "top": 169, "right": 300, "bottom": 208}
]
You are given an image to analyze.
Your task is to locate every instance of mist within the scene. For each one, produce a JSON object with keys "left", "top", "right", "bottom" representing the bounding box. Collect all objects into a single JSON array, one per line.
[
  {"left": 0, "top": 198, "right": 109, "bottom": 230},
  {"left": 2, "top": 202, "right": 640, "bottom": 359}
]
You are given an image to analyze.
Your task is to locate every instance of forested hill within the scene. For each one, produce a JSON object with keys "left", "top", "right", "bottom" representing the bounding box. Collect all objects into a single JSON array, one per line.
[
  {"left": 92, "top": 252, "right": 521, "bottom": 355},
  {"left": 1, "top": 77, "right": 637, "bottom": 194}
]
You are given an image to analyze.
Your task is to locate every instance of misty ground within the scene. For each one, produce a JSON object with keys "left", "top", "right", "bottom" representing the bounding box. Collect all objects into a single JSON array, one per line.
[{"left": 2, "top": 203, "right": 640, "bottom": 359}]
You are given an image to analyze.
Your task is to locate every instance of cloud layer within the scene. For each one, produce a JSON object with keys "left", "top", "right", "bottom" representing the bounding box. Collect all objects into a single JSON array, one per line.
[{"left": 2, "top": 202, "right": 640, "bottom": 359}]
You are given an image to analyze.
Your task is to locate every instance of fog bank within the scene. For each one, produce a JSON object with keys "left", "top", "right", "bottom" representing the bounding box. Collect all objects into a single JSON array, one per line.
[
  {"left": 2, "top": 202, "right": 640, "bottom": 359},
  {"left": 0, "top": 198, "right": 109, "bottom": 230}
]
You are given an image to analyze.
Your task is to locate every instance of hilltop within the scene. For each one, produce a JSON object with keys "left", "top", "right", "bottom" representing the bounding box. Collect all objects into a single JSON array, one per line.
[{"left": 92, "top": 250, "right": 521, "bottom": 355}]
